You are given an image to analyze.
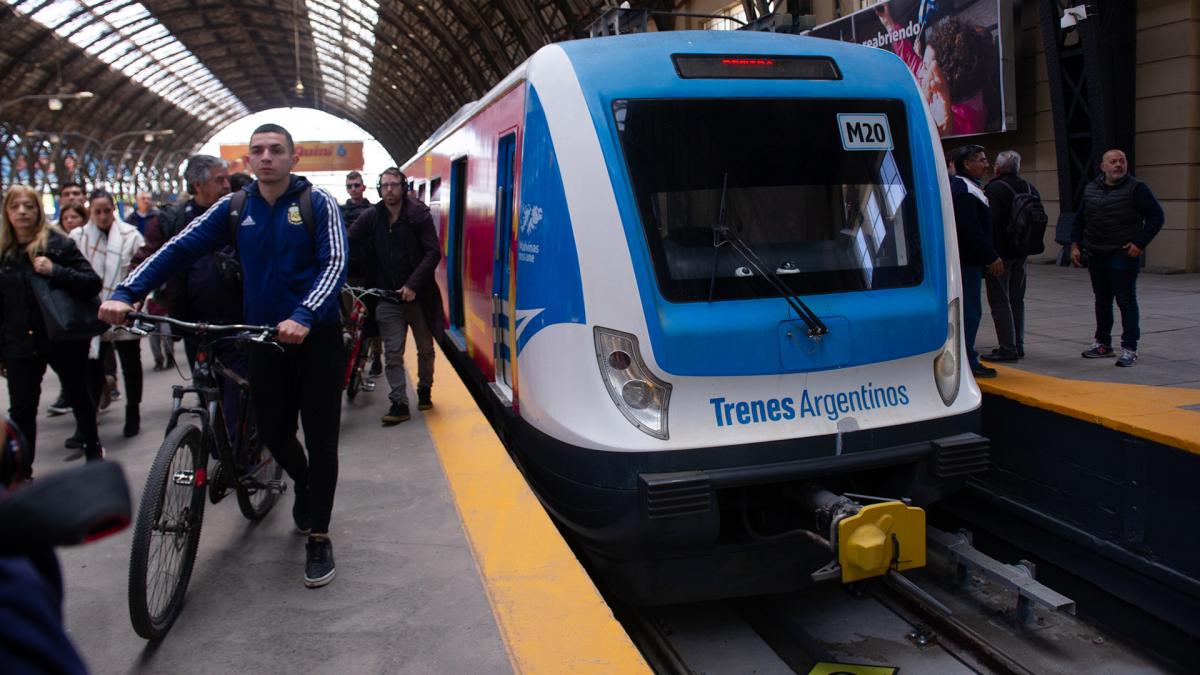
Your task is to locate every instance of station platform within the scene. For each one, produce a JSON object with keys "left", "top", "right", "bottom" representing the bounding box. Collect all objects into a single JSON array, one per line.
[
  {"left": 959, "top": 261, "right": 1200, "bottom": 667},
  {"left": 973, "top": 261, "right": 1200, "bottom": 457},
  {"left": 7, "top": 345, "right": 647, "bottom": 673}
]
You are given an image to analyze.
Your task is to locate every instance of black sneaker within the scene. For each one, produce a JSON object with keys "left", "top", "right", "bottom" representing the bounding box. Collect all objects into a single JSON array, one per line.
[
  {"left": 304, "top": 537, "right": 336, "bottom": 588},
  {"left": 381, "top": 403, "right": 410, "bottom": 426},
  {"left": 1082, "top": 342, "right": 1115, "bottom": 358},
  {"left": 64, "top": 433, "right": 84, "bottom": 450},
  {"left": 417, "top": 388, "right": 433, "bottom": 411},
  {"left": 47, "top": 395, "right": 71, "bottom": 416},
  {"left": 292, "top": 485, "right": 311, "bottom": 535},
  {"left": 971, "top": 363, "right": 998, "bottom": 379},
  {"left": 980, "top": 349, "right": 1019, "bottom": 363},
  {"left": 368, "top": 357, "right": 384, "bottom": 379}
]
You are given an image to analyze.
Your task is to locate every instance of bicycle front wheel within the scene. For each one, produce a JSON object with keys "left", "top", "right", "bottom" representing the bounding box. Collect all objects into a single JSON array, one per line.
[
  {"left": 128, "top": 424, "right": 207, "bottom": 640},
  {"left": 236, "top": 407, "right": 284, "bottom": 521}
]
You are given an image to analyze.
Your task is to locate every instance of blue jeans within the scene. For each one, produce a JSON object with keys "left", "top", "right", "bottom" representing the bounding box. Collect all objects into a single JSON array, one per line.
[
  {"left": 1088, "top": 251, "right": 1140, "bottom": 351},
  {"left": 962, "top": 265, "right": 984, "bottom": 367}
]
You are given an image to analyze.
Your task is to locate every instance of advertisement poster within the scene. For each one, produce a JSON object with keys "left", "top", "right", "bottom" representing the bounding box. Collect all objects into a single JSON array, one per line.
[
  {"left": 809, "top": 0, "right": 1014, "bottom": 139},
  {"left": 220, "top": 141, "right": 364, "bottom": 174}
]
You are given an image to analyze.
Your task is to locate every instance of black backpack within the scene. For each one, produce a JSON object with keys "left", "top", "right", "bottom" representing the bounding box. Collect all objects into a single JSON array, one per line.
[
  {"left": 995, "top": 180, "right": 1047, "bottom": 256},
  {"left": 222, "top": 187, "right": 315, "bottom": 285}
]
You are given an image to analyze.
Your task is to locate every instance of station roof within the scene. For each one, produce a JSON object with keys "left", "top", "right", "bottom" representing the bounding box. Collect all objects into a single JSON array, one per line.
[{"left": 0, "top": 0, "right": 643, "bottom": 163}]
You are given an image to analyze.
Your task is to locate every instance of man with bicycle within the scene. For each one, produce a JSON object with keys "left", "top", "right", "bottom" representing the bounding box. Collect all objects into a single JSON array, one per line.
[
  {"left": 347, "top": 168, "right": 443, "bottom": 426},
  {"left": 100, "top": 124, "right": 347, "bottom": 589}
]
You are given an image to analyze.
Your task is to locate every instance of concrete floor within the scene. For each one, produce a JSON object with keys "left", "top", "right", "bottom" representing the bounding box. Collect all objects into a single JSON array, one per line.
[
  {"left": 8, "top": 349, "right": 511, "bottom": 674},
  {"left": 977, "top": 262, "right": 1200, "bottom": 388}
]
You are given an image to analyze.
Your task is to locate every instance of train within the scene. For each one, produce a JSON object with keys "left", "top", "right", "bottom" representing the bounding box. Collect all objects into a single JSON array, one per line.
[{"left": 402, "top": 30, "right": 990, "bottom": 604}]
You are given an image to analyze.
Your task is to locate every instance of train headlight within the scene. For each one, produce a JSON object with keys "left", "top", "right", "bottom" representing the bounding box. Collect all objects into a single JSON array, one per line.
[
  {"left": 594, "top": 327, "right": 671, "bottom": 439},
  {"left": 933, "top": 298, "right": 962, "bottom": 406}
]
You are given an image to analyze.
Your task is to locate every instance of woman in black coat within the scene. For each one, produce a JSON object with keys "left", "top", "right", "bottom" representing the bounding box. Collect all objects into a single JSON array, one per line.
[{"left": 0, "top": 185, "right": 104, "bottom": 478}]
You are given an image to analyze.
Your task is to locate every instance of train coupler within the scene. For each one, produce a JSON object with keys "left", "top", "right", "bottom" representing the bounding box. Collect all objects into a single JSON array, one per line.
[{"left": 836, "top": 500, "right": 927, "bottom": 582}]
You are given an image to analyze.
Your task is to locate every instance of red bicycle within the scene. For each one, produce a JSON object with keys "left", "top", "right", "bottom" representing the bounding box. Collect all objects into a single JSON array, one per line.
[{"left": 341, "top": 286, "right": 393, "bottom": 402}]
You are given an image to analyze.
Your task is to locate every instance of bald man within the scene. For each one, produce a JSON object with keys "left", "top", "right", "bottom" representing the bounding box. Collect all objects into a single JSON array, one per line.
[{"left": 1070, "top": 149, "right": 1165, "bottom": 367}]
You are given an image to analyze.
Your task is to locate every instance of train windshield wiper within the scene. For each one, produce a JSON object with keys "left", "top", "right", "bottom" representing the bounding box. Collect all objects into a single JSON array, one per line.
[{"left": 709, "top": 172, "right": 828, "bottom": 338}]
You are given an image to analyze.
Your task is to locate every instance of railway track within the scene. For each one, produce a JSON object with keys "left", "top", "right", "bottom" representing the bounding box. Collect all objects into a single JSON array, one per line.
[{"left": 614, "top": 538, "right": 1173, "bottom": 674}]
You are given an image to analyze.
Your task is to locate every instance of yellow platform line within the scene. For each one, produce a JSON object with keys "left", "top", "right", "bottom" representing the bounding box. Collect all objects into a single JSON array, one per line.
[
  {"left": 412, "top": 347, "right": 650, "bottom": 674},
  {"left": 980, "top": 365, "right": 1200, "bottom": 456}
]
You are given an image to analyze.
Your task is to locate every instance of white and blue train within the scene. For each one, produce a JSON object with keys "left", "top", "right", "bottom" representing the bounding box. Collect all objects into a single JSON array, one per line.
[{"left": 404, "top": 30, "right": 989, "bottom": 604}]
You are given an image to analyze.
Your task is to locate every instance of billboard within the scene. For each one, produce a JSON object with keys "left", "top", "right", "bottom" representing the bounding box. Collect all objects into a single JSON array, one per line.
[
  {"left": 220, "top": 141, "right": 364, "bottom": 174},
  {"left": 808, "top": 0, "right": 1016, "bottom": 139}
]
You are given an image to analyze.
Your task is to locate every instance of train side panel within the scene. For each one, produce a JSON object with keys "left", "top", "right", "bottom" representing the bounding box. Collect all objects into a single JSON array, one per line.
[{"left": 404, "top": 84, "right": 527, "bottom": 386}]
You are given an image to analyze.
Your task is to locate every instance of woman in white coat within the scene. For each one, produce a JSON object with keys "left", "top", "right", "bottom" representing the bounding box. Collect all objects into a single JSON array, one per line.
[{"left": 70, "top": 190, "right": 145, "bottom": 438}]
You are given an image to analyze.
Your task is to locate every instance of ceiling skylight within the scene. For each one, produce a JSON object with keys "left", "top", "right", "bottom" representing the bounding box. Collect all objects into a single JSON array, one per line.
[
  {"left": 306, "top": 0, "right": 377, "bottom": 112},
  {"left": 11, "top": 0, "right": 249, "bottom": 126}
]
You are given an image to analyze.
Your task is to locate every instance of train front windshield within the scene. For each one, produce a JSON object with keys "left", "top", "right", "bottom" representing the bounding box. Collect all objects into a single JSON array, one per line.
[{"left": 613, "top": 98, "right": 923, "bottom": 303}]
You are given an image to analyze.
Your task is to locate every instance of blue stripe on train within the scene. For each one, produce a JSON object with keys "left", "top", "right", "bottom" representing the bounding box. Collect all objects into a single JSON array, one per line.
[{"left": 515, "top": 84, "right": 587, "bottom": 354}]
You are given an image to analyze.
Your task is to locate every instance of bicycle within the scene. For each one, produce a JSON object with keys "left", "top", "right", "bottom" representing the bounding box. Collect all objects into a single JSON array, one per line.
[
  {"left": 124, "top": 312, "right": 285, "bottom": 640},
  {"left": 341, "top": 285, "right": 396, "bottom": 402}
]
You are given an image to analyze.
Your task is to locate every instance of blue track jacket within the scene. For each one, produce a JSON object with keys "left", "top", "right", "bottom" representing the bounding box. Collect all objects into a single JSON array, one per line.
[{"left": 114, "top": 176, "right": 346, "bottom": 329}]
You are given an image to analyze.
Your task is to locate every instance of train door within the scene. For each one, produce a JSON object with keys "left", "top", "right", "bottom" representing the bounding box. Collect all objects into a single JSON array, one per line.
[
  {"left": 491, "top": 133, "right": 517, "bottom": 395},
  {"left": 446, "top": 157, "right": 468, "bottom": 345}
]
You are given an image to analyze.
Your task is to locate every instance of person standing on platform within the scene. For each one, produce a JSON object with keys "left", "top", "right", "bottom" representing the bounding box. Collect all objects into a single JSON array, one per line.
[
  {"left": 72, "top": 190, "right": 145, "bottom": 440},
  {"left": 102, "top": 123, "right": 347, "bottom": 589},
  {"left": 341, "top": 170, "right": 382, "bottom": 378},
  {"left": 982, "top": 150, "right": 1040, "bottom": 362},
  {"left": 132, "top": 155, "right": 233, "bottom": 368},
  {"left": 0, "top": 185, "right": 105, "bottom": 475},
  {"left": 950, "top": 145, "right": 1003, "bottom": 379},
  {"left": 124, "top": 192, "right": 159, "bottom": 236},
  {"left": 46, "top": 184, "right": 88, "bottom": 419},
  {"left": 347, "top": 168, "right": 443, "bottom": 426},
  {"left": 341, "top": 171, "right": 371, "bottom": 225},
  {"left": 49, "top": 182, "right": 85, "bottom": 232},
  {"left": 54, "top": 203, "right": 87, "bottom": 235},
  {"left": 1071, "top": 149, "right": 1165, "bottom": 367}
]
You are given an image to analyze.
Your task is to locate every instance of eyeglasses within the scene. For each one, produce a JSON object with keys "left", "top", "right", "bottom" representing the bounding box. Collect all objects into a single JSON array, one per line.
[
  {"left": 379, "top": 182, "right": 405, "bottom": 191},
  {"left": 346, "top": 183, "right": 363, "bottom": 189}
]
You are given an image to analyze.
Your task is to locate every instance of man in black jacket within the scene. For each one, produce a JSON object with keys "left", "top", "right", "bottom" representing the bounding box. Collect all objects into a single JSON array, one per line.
[
  {"left": 1070, "top": 149, "right": 1164, "bottom": 367},
  {"left": 982, "top": 150, "right": 1039, "bottom": 362},
  {"left": 951, "top": 145, "right": 1004, "bottom": 379},
  {"left": 347, "top": 168, "right": 444, "bottom": 425}
]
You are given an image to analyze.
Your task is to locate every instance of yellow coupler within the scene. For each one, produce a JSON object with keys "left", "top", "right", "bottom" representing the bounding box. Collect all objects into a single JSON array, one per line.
[{"left": 837, "top": 501, "right": 926, "bottom": 582}]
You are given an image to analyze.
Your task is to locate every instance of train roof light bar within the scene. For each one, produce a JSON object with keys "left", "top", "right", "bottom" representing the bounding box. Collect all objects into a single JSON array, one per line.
[
  {"left": 306, "top": 0, "right": 377, "bottom": 112},
  {"left": 16, "top": 0, "right": 249, "bottom": 126},
  {"left": 673, "top": 54, "right": 841, "bottom": 80}
]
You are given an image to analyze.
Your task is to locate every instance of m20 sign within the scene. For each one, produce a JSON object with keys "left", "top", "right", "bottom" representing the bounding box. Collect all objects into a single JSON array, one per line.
[{"left": 838, "top": 114, "right": 894, "bottom": 151}]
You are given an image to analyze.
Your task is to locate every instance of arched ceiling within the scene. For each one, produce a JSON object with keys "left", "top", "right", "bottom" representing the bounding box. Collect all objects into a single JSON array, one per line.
[{"left": 0, "top": 0, "right": 653, "bottom": 166}]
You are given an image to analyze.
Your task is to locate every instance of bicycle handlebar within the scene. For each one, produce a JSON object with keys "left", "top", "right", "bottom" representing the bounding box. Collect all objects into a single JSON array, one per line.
[
  {"left": 342, "top": 285, "right": 400, "bottom": 300},
  {"left": 126, "top": 312, "right": 278, "bottom": 336}
]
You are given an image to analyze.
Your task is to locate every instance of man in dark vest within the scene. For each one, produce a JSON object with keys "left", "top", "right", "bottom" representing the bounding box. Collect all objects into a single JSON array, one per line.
[
  {"left": 347, "top": 167, "right": 443, "bottom": 425},
  {"left": 1070, "top": 149, "right": 1165, "bottom": 367}
]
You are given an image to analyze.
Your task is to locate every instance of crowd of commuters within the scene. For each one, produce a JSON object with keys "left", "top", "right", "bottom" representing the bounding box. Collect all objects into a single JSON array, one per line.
[
  {"left": 1, "top": 123, "right": 446, "bottom": 593},
  {"left": 949, "top": 145, "right": 1163, "bottom": 376}
]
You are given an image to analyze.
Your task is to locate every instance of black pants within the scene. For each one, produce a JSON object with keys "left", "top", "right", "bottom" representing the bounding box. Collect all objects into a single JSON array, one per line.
[
  {"left": 5, "top": 341, "right": 99, "bottom": 478},
  {"left": 1087, "top": 250, "right": 1141, "bottom": 351},
  {"left": 89, "top": 340, "right": 143, "bottom": 408},
  {"left": 249, "top": 325, "right": 343, "bottom": 534}
]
